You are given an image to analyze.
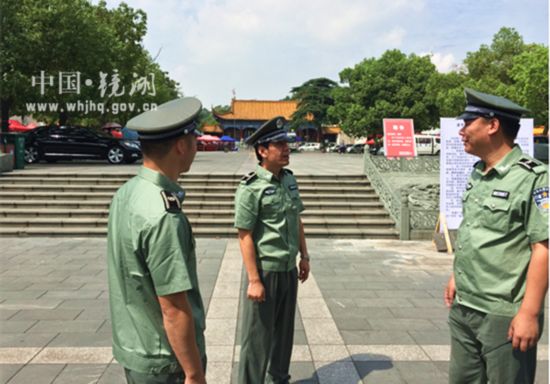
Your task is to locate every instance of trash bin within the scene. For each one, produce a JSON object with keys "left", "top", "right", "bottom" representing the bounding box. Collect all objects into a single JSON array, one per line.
[{"left": 0, "top": 133, "right": 26, "bottom": 169}]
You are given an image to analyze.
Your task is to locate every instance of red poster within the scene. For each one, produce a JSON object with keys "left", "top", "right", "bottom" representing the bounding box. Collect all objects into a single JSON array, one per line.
[{"left": 383, "top": 119, "right": 416, "bottom": 158}]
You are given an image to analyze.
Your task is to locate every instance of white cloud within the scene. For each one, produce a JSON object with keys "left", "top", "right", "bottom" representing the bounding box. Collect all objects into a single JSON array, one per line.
[{"left": 423, "top": 52, "right": 457, "bottom": 73}]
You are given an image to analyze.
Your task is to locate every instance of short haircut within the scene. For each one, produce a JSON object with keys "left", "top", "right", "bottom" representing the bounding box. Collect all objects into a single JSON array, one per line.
[
  {"left": 497, "top": 116, "right": 521, "bottom": 141},
  {"left": 254, "top": 143, "right": 269, "bottom": 164},
  {"left": 140, "top": 137, "right": 179, "bottom": 159}
]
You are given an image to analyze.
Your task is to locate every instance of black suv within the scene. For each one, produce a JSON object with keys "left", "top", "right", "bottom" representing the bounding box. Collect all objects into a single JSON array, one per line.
[{"left": 24, "top": 125, "right": 141, "bottom": 164}]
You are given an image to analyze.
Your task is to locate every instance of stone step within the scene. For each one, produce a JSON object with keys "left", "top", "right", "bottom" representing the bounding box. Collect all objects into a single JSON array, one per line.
[
  {"left": 0, "top": 208, "right": 391, "bottom": 219},
  {"left": 0, "top": 183, "right": 375, "bottom": 194},
  {"left": 0, "top": 191, "right": 381, "bottom": 202},
  {"left": 0, "top": 177, "right": 371, "bottom": 188},
  {"left": 0, "top": 226, "right": 399, "bottom": 239},
  {"left": 0, "top": 200, "right": 386, "bottom": 209},
  {"left": 0, "top": 217, "right": 396, "bottom": 228},
  {"left": 2, "top": 173, "right": 369, "bottom": 181}
]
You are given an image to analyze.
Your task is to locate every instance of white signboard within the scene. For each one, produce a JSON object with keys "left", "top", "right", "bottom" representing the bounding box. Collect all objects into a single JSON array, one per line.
[{"left": 439, "top": 118, "right": 534, "bottom": 230}]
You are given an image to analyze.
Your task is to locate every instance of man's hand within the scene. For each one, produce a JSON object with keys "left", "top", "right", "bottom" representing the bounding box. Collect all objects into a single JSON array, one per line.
[
  {"left": 298, "top": 258, "right": 310, "bottom": 283},
  {"left": 444, "top": 274, "right": 456, "bottom": 308},
  {"left": 247, "top": 280, "right": 265, "bottom": 302},
  {"left": 508, "top": 310, "right": 540, "bottom": 352}
]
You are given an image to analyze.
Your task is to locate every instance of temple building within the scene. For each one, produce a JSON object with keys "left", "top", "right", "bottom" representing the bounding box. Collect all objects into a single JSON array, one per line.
[{"left": 213, "top": 99, "right": 331, "bottom": 142}]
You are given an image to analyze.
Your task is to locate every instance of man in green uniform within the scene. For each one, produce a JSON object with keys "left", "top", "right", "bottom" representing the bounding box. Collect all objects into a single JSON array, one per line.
[
  {"left": 444, "top": 89, "right": 548, "bottom": 384},
  {"left": 107, "top": 97, "right": 207, "bottom": 384},
  {"left": 235, "top": 116, "right": 310, "bottom": 384}
]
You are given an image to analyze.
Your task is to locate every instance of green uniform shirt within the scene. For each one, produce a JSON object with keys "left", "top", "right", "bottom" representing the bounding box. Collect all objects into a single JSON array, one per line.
[
  {"left": 234, "top": 165, "right": 305, "bottom": 271},
  {"left": 107, "top": 167, "right": 206, "bottom": 374},
  {"left": 454, "top": 145, "right": 549, "bottom": 316}
]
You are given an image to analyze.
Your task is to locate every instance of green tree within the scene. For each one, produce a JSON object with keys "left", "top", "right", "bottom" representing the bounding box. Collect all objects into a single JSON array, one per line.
[
  {"left": 289, "top": 77, "right": 339, "bottom": 133},
  {"left": 329, "top": 50, "right": 438, "bottom": 136},
  {"left": 509, "top": 44, "right": 549, "bottom": 126},
  {"left": 0, "top": 0, "right": 179, "bottom": 131}
]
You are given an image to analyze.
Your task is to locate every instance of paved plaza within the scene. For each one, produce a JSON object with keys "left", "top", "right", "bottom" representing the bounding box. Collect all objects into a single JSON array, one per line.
[{"left": 1, "top": 151, "right": 548, "bottom": 383}]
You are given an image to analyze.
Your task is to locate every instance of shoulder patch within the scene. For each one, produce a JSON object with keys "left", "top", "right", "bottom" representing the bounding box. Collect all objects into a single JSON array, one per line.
[
  {"left": 517, "top": 157, "right": 546, "bottom": 174},
  {"left": 241, "top": 171, "right": 257, "bottom": 184},
  {"left": 533, "top": 187, "right": 549, "bottom": 213},
  {"left": 160, "top": 190, "right": 182, "bottom": 213}
]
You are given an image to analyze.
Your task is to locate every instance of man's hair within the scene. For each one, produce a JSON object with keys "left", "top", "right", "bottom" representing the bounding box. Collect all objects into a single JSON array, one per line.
[
  {"left": 497, "top": 116, "right": 521, "bottom": 141},
  {"left": 139, "top": 137, "right": 179, "bottom": 159},
  {"left": 254, "top": 143, "right": 269, "bottom": 164}
]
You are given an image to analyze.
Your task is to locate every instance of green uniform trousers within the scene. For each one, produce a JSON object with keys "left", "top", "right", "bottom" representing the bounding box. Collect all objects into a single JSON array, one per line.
[
  {"left": 238, "top": 268, "right": 298, "bottom": 384},
  {"left": 449, "top": 303, "right": 543, "bottom": 384},
  {"left": 124, "top": 356, "right": 207, "bottom": 384}
]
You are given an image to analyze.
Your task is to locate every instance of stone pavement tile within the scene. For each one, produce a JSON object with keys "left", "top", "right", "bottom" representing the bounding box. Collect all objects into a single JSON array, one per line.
[
  {"left": 205, "top": 318, "right": 237, "bottom": 346},
  {"left": 314, "top": 281, "right": 345, "bottom": 291},
  {"left": 204, "top": 346, "right": 233, "bottom": 362},
  {"left": 354, "top": 361, "right": 404, "bottom": 384},
  {"left": 374, "top": 289, "right": 434, "bottom": 299},
  {"left": 310, "top": 345, "right": 350, "bottom": 362},
  {"left": 26, "top": 283, "right": 84, "bottom": 291},
  {"left": 294, "top": 330, "right": 308, "bottom": 344},
  {"left": 55, "top": 299, "right": 109, "bottom": 309},
  {"left": 40, "top": 290, "right": 102, "bottom": 300},
  {"left": 26, "top": 320, "right": 104, "bottom": 333},
  {"left": 5, "top": 364, "right": 65, "bottom": 384},
  {"left": 389, "top": 307, "right": 448, "bottom": 320},
  {"left": 74, "top": 307, "right": 110, "bottom": 320},
  {"left": 430, "top": 319, "right": 451, "bottom": 330},
  {"left": 0, "top": 334, "right": 56, "bottom": 348},
  {"left": 0, "top": 310, "right": 18, "bottom": 320},
  {"left": 97, "top": 363, "right": 125, "bottom": 384},
  {"left": 394, "top": 361, "right": 448, "bottom": 384},
  {"left": 0, "top": 291, "right": 47, "bottom": 300},
  {"left": 289, "top": 362, "right": 318, "bottom": 383},
  {"left": 2, "top": 268, "right": 54, "bottom": 277},
  {"left": 0, "top": 283, "right": 31, "bottom": 291},
  {"left": 330, "top": 306, "right": 392, "bottom": 320},
  {"left": 535, "top": 361, "right": 549, "bottom": 384},
  {"left": 331, "top": 318, "right": 369, "bottom": 331},
  {"left": 314, "top": 361, "right": 360, "bottom": 384},
  {"left": 45, "top": 332, "right": 110, "bottom": 348},
  {"left": 367, "top": 318, "right": 435, "bottom": 331},
  {"left": 409, "top": 330, "right": 451, "bottom": 345},
  {"left": 348, "top": 345, "right": 430, "bottom": 361},
  {"left": 0, "top": 321, "right": 37, "bottom": 333},
  {"left": 0, "top": 348, "right": 41, "bottom": 364},
  {"left": 299, "top": 298, "right": 332, "bottom": 319},
  {"left": 10, "top": 309, "right": 81, "bottom": 321},
  {"left": 354, "top": 298, "right": 413, "bottom": 308},
  {"left": 341, "top": 330, "right": 416, "bottom": 345},
  {"left": 420, "top": 345, "right": 450, "bottom": 361},
  {"left": 51, "top": 364, "right": 107, "bottom": 384},
  {"left": 409, "top": 297, "right": 446, "bottom": 308},
  {"left": 0, "top": 299, "right": 62, "bottom": 310},
  {"left": 206, "top": 298, "right": 239, "bottom": 318},
  {"left": 302, "top": 319, "right": 343, "bottom": 345},
  {"left": 0, "top": 364, "right": 22, "bottom": 384},
  {"left": 322, "top": 289, "right": 377, "bottom": 299},
  {"left": 206, "top": 362, "right": 232, "bottom": 384},
  {"left": 31, "top": 347, "right": 112, "bottom": 364}
]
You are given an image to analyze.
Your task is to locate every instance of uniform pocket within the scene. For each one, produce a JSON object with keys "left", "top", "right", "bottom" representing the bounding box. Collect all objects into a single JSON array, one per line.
[
  {"left": 261, "top": 195, "right": 282, "bottom": 213},
  {"left": 480, "top": 197, "right": 511, "bottom": 232}
]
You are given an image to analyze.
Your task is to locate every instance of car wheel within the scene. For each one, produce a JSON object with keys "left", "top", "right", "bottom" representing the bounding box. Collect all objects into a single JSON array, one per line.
[
  {"left": 24, "top": 146, "right": 39, "bottom": 163},
  {"left": 107, "top": 146, "right": 125, "bottom": 164}
]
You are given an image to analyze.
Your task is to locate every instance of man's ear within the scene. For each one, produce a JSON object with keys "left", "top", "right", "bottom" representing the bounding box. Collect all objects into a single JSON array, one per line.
[
  {"left": 257, "top": 145, "right": 269, "bottom": 159},
  {"left": 487, "top": 118, "right": 500, "bottom": 136}
]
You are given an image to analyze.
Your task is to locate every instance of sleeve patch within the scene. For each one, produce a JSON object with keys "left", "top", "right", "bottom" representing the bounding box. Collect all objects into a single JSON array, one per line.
[{"left": 533, "top": 187, "right": 549, "bottom": 212}]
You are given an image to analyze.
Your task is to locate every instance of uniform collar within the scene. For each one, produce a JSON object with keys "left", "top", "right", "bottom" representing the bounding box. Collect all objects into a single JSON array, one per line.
[
  {"left": 256, "top": 164, "right": 278, "bottom": 182},
  {"left": 137, "top": 166, "right": 186, "bottom": 201},
  {"left": 474, "top": 145, "right": 523, "bottom": 176}
]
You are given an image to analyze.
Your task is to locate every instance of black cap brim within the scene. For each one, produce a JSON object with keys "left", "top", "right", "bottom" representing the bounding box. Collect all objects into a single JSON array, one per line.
[{"left": 456, "top": 112, "right": 482, "bottom": 121}]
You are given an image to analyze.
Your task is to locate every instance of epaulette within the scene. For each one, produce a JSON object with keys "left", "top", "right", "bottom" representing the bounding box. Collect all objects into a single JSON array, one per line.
[
  {"left": 473, "top": 160, "right": 482, "bottom": 168},
  {"left": 283, "top": 168, "right": 293, "bottom": 175},
  {"left": 241, "top": 171, "right": 257, "bottom": 184},
  {"left": 160, "top": 190, "right": 182, "bottom": 213},
  {"left": 518, "top": 158, "right": 546, "bottom": 174}
]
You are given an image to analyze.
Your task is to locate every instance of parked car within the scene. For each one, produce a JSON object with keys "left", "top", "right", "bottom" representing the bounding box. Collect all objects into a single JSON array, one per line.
[
  {"left": 325, "top": 142, "right": 337, "bottom": 152},
  {"left": 346, "top": 143, "right": 366, "bottom": 154},
  {"left": 415, "top": 135, "right": 440, "bottom": 155},
  {"left": 23, "top": 125, "right": 142, "bottom": 164},
  {"left": 298, "top": 142, "right": 321, "bottom": 152}
]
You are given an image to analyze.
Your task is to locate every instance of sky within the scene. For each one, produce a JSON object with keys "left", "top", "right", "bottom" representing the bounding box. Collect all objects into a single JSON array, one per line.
[{"left": 100, "top": 0, "right": 548, "bottom": 108}]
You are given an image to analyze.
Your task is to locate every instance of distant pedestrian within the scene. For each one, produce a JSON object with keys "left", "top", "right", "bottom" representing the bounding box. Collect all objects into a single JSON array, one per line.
[
  {"left": 107, "top": 97, "right": 207, "bottom": 384},
  {"left": 235, "top": 116, "right": 310, "bottom": 384},
  {"left": 444, "top": 89, "right": 548, "bottom": 384}
]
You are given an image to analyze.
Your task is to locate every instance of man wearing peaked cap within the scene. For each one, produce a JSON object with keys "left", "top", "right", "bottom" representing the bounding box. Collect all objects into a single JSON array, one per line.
[
  {"left": 235, "top": 116, "right": 310, "bottom": 384},
  {"left": 444, "top": 89, "right": 548, "bottom": 384},
  {"left": 107, "top": 97, "right": 207, "bottom": 384}
]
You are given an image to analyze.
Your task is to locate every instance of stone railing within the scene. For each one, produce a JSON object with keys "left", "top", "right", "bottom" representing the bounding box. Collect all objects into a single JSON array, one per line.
[{"left": 364, "top": 154, "right": 440, "bottom": 240}]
